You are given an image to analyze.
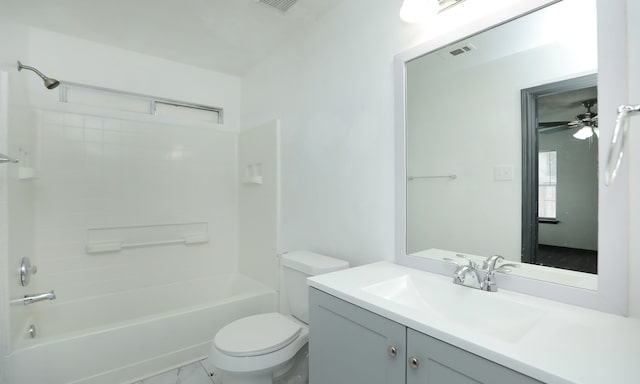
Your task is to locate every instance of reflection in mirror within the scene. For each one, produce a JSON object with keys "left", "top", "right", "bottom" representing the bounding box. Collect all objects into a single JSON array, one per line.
[
  {"left": 521, "top": 75, "right": 598, "bottom": 274},
  {"left": 405, "top": 0, "right": 598, "bottom": 288}
]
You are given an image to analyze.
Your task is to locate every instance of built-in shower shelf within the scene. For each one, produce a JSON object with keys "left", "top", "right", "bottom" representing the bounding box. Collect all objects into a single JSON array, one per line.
[
  {"left": 17, "top": 167, "right": 38, "bottom": 180},
  {"left": 243, "top": 175, "right": 263, "bottom": 184},
  {"left": 85, "top": 222, "right": 209, "bottom": 254},
  {"left": 242, "top": 163, "right": 263, "bottom": 184}
]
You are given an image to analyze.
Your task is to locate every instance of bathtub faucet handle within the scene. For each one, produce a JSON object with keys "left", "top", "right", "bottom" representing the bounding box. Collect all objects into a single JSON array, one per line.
[
  {"left": 11, "top": 290, "right": 56, "bottom": 305},
  {"left": 20, "top": 257, "right": 37, "bottom": 286}
]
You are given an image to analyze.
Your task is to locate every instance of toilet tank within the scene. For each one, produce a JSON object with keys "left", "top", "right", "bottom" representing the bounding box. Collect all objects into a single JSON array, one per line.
[{"left": 280, "top": 251, "right": 349, "bottom": 324}]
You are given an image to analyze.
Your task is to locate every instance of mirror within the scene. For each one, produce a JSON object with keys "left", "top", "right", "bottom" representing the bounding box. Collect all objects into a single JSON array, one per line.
[{"left": 402, "top": 0, "right": 599, "bottom": 289}]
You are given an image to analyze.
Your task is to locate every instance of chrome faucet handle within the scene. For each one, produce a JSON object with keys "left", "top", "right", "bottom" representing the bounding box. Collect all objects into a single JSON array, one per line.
[
  {"left": 443, "top": 257, "right": 460, "bottom": 266},
  {"left": 455, "top": 254, "right": 478, "bottom": 269},
  {"left": 20, "top": 257, "right": 37, "bottom": 286},
  {"left": 482, "top": 255, "right": 504, "bottom": 270},
  {"left": 443, "top": 258, "right": 472, "bottom": 284},
  {"left": 481, "top": 263, "right": 519, "bottom": 292},
  {"left": 493, "top": 263, "right": 520, "bottom": 274}
]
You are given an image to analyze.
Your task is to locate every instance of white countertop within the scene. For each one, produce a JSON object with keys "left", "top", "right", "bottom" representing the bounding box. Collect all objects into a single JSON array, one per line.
[{"left": 307, "top": 261, "right": 640, "bottom": 384}]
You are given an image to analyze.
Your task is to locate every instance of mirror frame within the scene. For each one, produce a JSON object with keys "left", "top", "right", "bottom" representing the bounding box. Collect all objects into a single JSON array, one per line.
[{"left": 394, "top": 0, "right": 628, "bottom": 315}]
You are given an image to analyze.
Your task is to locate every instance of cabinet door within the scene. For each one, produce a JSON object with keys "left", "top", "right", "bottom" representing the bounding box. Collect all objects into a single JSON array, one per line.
[
  {"left": 309, "top": 288, "right": 406, "bottom": 384},
  {"left": 406, "top": 329, "right": 543, "bottom": 384}
]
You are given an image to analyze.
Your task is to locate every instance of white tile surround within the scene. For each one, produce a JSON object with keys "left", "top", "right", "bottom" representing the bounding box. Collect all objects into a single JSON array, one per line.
[
  {"left": 31, "top": 110, "right": 239, "bottom": 302},
  {"left": 134, "top": 360, "right": 219, "bottom": 384}
]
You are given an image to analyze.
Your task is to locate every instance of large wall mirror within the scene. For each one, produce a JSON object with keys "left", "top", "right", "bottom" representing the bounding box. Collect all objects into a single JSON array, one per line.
[{"left": 394, "top": 0, "right": 629, "bottom": 314}]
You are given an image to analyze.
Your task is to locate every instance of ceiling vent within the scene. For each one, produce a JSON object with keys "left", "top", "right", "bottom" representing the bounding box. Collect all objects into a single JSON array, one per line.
[
  {"left": 447, "top": 42, "right": 476, "bottom": 57},
  {"left": 257, "top": 0, "right": 298, "bottom": 12}
]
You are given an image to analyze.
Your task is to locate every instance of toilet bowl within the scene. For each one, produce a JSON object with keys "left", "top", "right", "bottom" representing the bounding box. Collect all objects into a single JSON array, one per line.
[{"left": 208, "top": 251, "right": 349, "bottom": 384}]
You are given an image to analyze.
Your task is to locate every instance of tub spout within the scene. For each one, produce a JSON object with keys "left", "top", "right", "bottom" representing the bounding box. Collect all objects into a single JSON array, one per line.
[{"left": 11, "top": 290, "right": 56, "bottom": 305}]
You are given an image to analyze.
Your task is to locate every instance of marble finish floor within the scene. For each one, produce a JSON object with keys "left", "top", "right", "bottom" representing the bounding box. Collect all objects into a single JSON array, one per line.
[{"left": 133, "top": 359, "right": 219, "bottom": 384}]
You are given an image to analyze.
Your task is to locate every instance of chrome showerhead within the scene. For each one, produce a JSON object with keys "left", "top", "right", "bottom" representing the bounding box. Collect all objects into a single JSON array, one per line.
[{"left": 17, "top": 60, "right": 60, "bottom": 90}]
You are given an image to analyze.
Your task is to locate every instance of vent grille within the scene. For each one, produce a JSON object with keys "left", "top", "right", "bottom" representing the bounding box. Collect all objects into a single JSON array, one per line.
[
  {"left": 258, "top": 0, "right": 298, "bottom": 12},
  {"left": 448, "top": 42, "right": 476, "bottom": 56}
]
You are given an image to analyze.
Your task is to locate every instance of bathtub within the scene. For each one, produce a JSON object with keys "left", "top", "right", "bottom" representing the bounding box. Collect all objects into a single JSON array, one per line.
[{"left": 6, "top": 274, "right": 277, "bottom": 384}]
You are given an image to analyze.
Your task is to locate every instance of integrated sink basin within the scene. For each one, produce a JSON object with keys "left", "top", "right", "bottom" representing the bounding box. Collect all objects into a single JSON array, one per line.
[{"left": 362, "top": 274, "right": 547, "bottom": 342}]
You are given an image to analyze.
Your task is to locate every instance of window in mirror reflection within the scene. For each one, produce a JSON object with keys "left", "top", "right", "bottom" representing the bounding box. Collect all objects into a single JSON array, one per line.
[{"left": 538, "top": 150, "right": 557, "bottom": 220}]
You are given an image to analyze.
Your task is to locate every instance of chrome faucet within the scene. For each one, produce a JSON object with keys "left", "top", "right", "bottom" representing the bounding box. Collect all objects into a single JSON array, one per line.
[
  {"left": 480, "top": 255, "right": 519, "bottom": 292},
  {"left": 11, "top": 290, "right": 56, "bottom": 305},
  {"left": 444, "top": 254, "right": 482, "bottom": 289},
  {"left": 444, "top": 254, "right": 518, "bottom": 292}
]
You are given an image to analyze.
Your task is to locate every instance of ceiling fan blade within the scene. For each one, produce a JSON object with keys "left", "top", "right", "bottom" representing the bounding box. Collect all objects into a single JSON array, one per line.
[
  {"left": 539, "top": 125, "right": 570, "bottom": 134},
  {"left": 538, "top": 121, "right": 570, "bottom": 127}
]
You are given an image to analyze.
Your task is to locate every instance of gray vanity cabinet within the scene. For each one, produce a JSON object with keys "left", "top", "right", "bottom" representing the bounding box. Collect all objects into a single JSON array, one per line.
[
  {"left": 309, "top": 287, "right": 407, "bottom": 384},
  {"left": 406, "top": 329, "right": 542, "bottom": 384},
  {"left": 309, "top": 288, "right": 543, "bottom": 384}
]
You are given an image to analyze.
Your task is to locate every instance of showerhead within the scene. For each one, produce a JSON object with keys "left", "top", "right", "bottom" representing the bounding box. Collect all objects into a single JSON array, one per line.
[{"left": 17, "top": 60, "right": 60, "bottom": 90}]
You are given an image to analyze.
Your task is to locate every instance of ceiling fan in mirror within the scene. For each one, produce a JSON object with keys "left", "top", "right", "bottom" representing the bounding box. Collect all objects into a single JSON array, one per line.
[{"left": 538, "top": 99, "right": 599, "bottom": 140}]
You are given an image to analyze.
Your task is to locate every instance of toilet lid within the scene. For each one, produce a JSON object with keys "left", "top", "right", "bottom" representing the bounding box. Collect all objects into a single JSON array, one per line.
[{"left": 214, "top": 313, "right": 302, "bottom": 357}]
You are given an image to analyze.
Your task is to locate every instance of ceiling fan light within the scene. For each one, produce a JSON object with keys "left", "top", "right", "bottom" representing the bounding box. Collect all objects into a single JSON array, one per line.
[
  {"left": 400, "top": 0, "right": 438, "bottom": 23},
  {"left": 573, "top": 125, "right": 593, "bottom": 140}
]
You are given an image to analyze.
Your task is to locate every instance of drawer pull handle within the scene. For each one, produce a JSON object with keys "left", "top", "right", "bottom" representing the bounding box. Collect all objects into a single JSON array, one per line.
[
  {"left": 409, "top": 357, "right": 419, "bottom": 369},
  {"left": 388, "top": 346, "right": 398, "bottom": 357}
]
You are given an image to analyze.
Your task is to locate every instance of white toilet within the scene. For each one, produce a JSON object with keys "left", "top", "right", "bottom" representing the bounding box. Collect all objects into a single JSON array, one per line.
[{"left": 208, "top": 251, "right": 349, "bottom": 384}]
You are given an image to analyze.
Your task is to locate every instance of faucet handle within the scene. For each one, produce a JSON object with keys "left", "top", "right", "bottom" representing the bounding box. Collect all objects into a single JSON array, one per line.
[
  {"left": 482, "top": 255, "right": 504, "bottom": 270},
  {"left": 455, "top": 254, "right": 478, "bottom": 268},
  {"left": 442, "top": 257, "right": 460, "bottom": 266},
  {"left": 493, "top": 263, "right": 520, "bottom": 274}
]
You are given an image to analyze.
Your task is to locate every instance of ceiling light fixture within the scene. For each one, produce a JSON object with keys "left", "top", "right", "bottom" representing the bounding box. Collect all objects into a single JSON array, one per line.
[
  {"left": 400, "top": 0, "right": 465, "bottom": 23},
  {"left": 400, "top": 0, "right": 439, "bottom": 23},
  {"left": 573, "top": 123, "right": 599, "bottom": 140}
]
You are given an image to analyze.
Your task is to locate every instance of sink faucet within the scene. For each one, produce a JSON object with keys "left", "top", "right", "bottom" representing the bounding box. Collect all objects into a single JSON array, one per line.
[
  {"left": 11, "top": 290, "right": 56, "bottom": 305},
  {"left": 444, "top": 254, "right": 482, "bottom": 289},
  {"left": 480, "top": 255, "right": 519, "bottom": 292},
  {"left": 444, "top": 254, "right": 519, "bottom": 292}
]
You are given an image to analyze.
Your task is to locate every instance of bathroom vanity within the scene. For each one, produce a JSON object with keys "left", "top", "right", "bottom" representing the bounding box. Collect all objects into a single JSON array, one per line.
[{"left": 307, "top": 262, "right": 640, "bottom": 384}]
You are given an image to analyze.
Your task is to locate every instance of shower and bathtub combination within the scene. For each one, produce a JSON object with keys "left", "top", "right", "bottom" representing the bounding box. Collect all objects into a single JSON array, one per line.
[{"left": 1, "top": 62, "right": 283, "bottom": 384}]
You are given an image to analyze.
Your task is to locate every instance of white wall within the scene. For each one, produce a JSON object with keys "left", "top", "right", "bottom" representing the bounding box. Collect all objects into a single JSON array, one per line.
[
  {"left": 24, "top": 27, "right": 242, "bottom": 131},
  {"left": 242, "top": 0, "right": 411, "bottom": 266},
  {"left": 241, "top": 0, "right": 597, "bottom": 268},
  {"left": 238, "top": 120, "right": 280, "bottom": 290}
]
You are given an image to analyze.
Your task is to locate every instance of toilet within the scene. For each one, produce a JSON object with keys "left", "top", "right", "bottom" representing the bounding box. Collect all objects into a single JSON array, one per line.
[{"left": 208, "top": 251, "right": 349, "bottom": 384}]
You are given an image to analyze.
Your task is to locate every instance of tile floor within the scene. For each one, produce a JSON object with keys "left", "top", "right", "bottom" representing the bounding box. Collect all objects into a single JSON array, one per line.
[{"left": 133, "top": 359, "right": 220, "bottom": 384}]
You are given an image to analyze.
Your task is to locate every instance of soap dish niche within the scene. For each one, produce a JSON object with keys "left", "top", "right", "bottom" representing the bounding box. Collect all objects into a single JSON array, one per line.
[
  {"left": 17, "top": 167, "right": 38, "bottom": 180},
  {"left": 243, "top": 163, "right": 263, "bottom": 184}
]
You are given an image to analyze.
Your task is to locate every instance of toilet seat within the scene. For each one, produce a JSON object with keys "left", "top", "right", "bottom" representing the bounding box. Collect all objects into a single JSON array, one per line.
[
  {"left": 209, "top": 313, "right": 309, "bottom": 375},
  {"left": 214, "top": 313, "right": 302, "bottom": 357}
]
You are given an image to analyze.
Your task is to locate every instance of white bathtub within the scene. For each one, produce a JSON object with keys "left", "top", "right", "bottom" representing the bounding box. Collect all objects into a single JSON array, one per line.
[{"left": 6, "top": 274, "right": 276, "bottom": 384}]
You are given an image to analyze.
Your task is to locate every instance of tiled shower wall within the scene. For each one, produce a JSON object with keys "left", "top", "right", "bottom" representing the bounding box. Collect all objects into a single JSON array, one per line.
[{"left": 29, "top": 110, "right": 239, "bottom": 302}]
